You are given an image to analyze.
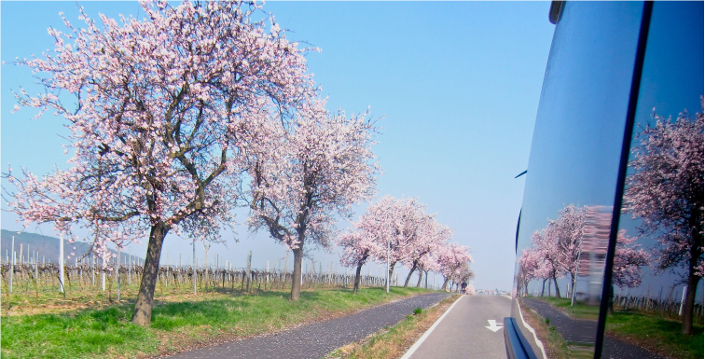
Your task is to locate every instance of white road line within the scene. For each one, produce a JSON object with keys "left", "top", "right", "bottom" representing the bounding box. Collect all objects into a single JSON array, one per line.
[
  {"left": 399, "top": 295, "right": 465, "bottom": 359},
  {"left": 517, "top": 302, "right": 548, "bottom": 359}
]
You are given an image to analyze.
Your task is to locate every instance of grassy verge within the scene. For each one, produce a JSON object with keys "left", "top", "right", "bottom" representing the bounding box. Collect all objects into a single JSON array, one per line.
[
  {"left": 3, "top": 278, "right": 296, "bottom": 317},
  {"left": 518, "top": 299, "right": 594, "bottom": 359},
  {"left": 526, "top": 296, "right": 599, "bottom": 320},
  {"left": 606, "top": 311, "right": 704, "bottom": 359},
  {"left": 326, "top": 294, "right": 459, "bottom": 359},
  {"left": 1, "top": 286, "right": 433, "bottom": 359},
  {"left": 529, "top": 296, "right": 704, "bottom": 359}
]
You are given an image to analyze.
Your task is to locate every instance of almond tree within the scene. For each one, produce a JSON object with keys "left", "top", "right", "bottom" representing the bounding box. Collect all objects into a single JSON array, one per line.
[
  {"left": 358, "top": 195, "right": 429, "bottom": 286},
  {"left": 517, "top": 247, "right": 543, "bottom": 297},
  {"left": 612, "top": 230, "right": 649, "bottom": 289},
  {"left": 606, "top": 229, "right": 650, "bottom": 314},
  {"left": 388, "top": 197, "right": 434, "bottom": 284},
  {"left": 552, "top": 205, "right": 585, "bottom": 299},
  {"left": 337, "top": 196, "right": 405, "bottom": 294},
  {"left": 4, "top": 1, "right": 314, "bottom": 326},
  {"left": 531, "top": 226, "right": 565, "bottom": 298},
  {"left": 416, "top": 252, "right": 440, "bottom": 288},
  {"left": 437, "top": 242, "right": 473, "bottom": 291},
  {"left": 354, "top": 195, "right": 405, "bottom": 287},
  {"left": 338, "top": 227, "right": 381, "bottom": 294},
  {"left": 402, "top": 217, "right": 453, "bottom": 287},
  {"left": 623, "top": 100, "right": 703, "bottom": 334},
  {"left": 248, "top": 100, "right": 378, "bottom": 301},
  {"left": 452, "top": 262, "right": 475, "bottom": 292}
]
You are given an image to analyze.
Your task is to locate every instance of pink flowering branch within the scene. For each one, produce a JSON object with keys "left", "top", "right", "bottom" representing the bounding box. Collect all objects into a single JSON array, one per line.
[
  {"left": 4, "top": 0, "right": 316, "bottom": 326},
  {"left": 624, "top": 98, "right": 703, "bottom": 334}
]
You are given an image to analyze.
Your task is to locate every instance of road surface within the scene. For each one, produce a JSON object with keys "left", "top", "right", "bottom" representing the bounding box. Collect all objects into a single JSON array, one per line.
[
  {"left": 403, "top": 294, "right": 511, "bottom": 359},
  {"left": 521, "top": 298, "right": 666, "bottom": 359},
  {"left": 166, "top": 292, "right": 450, "bottom": 359}
]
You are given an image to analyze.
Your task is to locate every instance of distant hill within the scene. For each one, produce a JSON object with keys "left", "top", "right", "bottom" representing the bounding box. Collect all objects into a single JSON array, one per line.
[{"left": 1, "top": 229, "right": 143, "bottom": 265}]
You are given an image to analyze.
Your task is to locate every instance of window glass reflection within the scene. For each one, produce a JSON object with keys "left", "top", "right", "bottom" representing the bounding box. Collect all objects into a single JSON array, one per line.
[
  {"left": 610, "top": 2, "right": 703, "bottom": 358},
  {"left": 511, "top": 2, "right": 645, "bottom": 357}
]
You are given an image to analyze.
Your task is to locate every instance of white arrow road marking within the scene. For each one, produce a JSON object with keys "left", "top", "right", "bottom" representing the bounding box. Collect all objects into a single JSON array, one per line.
[{"left": 485, "top": 319, "right": 503, "bottom": 332}]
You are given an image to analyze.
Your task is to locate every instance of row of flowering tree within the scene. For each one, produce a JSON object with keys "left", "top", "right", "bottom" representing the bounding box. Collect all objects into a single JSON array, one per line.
[
  {"left": 5, "top": 1, "right": 378, "bottom": 326},
  {"left": 338, "top": 196, "right": 473, "bottom": 294},
  {"left": 517, "top": 205, "right": 649, "bottom": 301},
  {"left": 517, "top": 100, "right": 703, "bottom": 335}
]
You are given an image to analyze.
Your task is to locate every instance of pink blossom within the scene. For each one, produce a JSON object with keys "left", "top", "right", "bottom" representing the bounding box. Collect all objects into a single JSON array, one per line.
[
  {"left": 5, "top": 0, "right": 316, "bottom": 325},
  {"left": 623, "top": 98, "right": 703, "bottom": 333}
]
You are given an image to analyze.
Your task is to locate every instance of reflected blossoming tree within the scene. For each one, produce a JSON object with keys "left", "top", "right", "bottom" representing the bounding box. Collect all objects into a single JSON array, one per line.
[
  {"left": 518, "top": 204, "right": 649, "bottom": 303},
  {"left": 624, "top": 99, "right": 704, "bottom": 334}
]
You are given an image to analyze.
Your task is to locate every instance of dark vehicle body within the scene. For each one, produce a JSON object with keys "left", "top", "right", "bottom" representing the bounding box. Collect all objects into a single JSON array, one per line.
[{"left": 504, "top": 2, "right": 703, "bottom": 358}]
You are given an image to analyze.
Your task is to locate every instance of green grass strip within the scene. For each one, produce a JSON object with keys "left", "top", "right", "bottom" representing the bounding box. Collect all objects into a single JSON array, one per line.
[
  {"left": 2, "top": 287, "right": 432, "bottom": 359},
  {"left": 606, "top": 311, "right": 704, "bottom": 359},
  {"left": 528, "top": 296, "right": 703, "bottom": 359}
]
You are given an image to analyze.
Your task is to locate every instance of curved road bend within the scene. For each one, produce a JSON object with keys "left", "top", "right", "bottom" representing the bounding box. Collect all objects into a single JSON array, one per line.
[
  {"left": 403, "top": 295, "right": 511, "bottom": 359},
  {"left": 166, "top": 292, "right": 450, "bottom": 359}
]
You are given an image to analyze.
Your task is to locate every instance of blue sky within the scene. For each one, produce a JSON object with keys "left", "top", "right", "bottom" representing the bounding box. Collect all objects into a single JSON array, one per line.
[{"left": 1, "top": 1, "right": 556, "bottom": 291}]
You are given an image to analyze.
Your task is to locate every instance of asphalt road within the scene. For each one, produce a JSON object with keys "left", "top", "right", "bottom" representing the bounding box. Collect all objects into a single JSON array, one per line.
[
  {"left": 404, "top": 295, "right": 511, "bottom": 359},
  {"left": 522, "top": 298, "right": 598, "bottom": 344},
  {"left": 166, "top": 292, "right": 450, "bottom": 359},
  {"left": 521, "top": 298, "right": 666, "bottom": 359}
]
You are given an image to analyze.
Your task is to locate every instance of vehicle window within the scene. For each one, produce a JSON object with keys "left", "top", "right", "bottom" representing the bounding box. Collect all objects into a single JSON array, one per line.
[
  {"left": 511, "top": 2, "right": 645, "bottom": 357},
  {"left": 606, "top": 2, "right": 704, "bottom": 358}
]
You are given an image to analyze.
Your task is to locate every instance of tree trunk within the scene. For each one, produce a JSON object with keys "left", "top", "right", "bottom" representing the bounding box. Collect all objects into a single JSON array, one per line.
[
  {"left": 682, "top": 273, "right": 700, "bottom": 334},
  {"left": 553, "top": 274, "right": 561, "bottom": 298},
  {"left": 682, "top": 239, "right": 702, "bottom": 334},
  {"left": 290, "top": 243, "right": 304, "bottom": 301},
  {"left": 403, "top": 261, "right": 418, "bottom": 287},
  {"left": 548, "top": 279, "right": 551, "bottom": 297},
  {"left": 416, "top": 268, "right": 423, "bottom": 288},
  {"left": 131, "top": 222, "right": 168, "bottom": 326},
  {"left": 541, "top": 278, "right": 547, "bottom": 297},
  {"left": 441, "top": 277, "right": 450, "bottom": 291},
  {"left": 682, "top": 222, "right": 704, "bottom": 335},
  {"left": 353, "top": 263, "right": 363, "bottom": 294}
]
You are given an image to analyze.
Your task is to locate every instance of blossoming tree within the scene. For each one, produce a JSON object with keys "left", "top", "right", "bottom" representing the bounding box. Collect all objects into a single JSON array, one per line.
[
  {"left": 5, "top": 1, "right": 314, "bottom": 326},
  {"left": 623, "top": 100, "right": 704, "bottom": 334},
  {"left": 351, "top": 195, "right": 430, "bottom": 287},
  {"left": 402, "top": 217, "right": 453, "bottom": 287},
  {"left": 531, "top": 226, "right": 566, "bottom": 298},
  {"left": 612, "top": 230, "right": 650, "bottom": 289},
  {"left": 338, "top": 230, "right": 380, "bottom": 294},
  {"left": 552, "top": 205, "right": 585, "bottom": 299},
  {"left": 248, "top": 100, "right": 378, "bottom": 301},
  {"left": 517, "top": 247, "right": 543, "bottom": 297},
  {"left": 437, "top": 242, "right": 473, "bottom": 291}
]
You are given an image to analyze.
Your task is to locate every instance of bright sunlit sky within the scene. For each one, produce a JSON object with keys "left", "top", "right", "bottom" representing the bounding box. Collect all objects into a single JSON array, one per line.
[{"left": 1, "top": 1, "right": 556, "bottom": 291}]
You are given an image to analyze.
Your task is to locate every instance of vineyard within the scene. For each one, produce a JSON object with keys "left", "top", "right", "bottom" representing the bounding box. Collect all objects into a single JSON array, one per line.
[
  {"left": 1, "top": 259, "right": 389, "bottom": 311},
  {"left": 614, "top": 294, "right": 704, "bottom": 324}
]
